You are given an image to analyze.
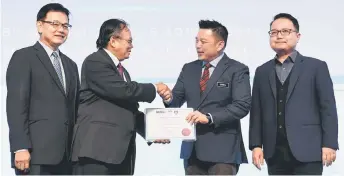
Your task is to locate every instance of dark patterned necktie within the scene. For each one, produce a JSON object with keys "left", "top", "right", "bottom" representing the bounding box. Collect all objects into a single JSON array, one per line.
[
  {"left": 117, "top": 63, "right": 124, "bottom": 78},
  {"left": 51, "top": 51, "right": 65, "bottom": 90},
  {"left": 200, "top": 63, "right": 211, "bottom": 93}
]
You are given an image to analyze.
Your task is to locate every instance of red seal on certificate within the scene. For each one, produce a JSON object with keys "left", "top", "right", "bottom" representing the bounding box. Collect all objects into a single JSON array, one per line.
[{"left": 182, "top": 128, "right": 191, "bottom": 136}]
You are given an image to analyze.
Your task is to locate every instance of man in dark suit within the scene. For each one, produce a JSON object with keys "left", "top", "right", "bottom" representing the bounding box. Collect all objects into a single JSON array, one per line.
[
  {"left": 249, "top": 13, "right": 338, "bottom": 175},
  {"left": 162, "top": 20, "right": 251, "bottom": 175},
  {"left": 6, "top": 3, "right": 80, "bottom": 175},
  {"left": 71, "top": 19, "right": 169, "bottom": 175}
]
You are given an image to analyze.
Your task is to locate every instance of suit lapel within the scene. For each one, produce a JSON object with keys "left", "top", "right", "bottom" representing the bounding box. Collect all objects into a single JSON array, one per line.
[
  {"left": 286, "top": 54, "right": 304, "bottom": 103},
  {"left": 269, "top": 60, "right": 277, "bottom": 101},
  {"left": 34, "top": 42, "right": 66, "bottom": 96},
  {"left": 123, "top": 68, "right": 131, "bottom": 81},
  {"left": 60, "top": 53, "right": 72, "bottom": 96},
  {"left": 198, "top": 55, "right": 230, "bottom": 107},
  {"left": 189, "top": 61, "right": 203, "bottom": 105},
  {"left": 98, "top": 49, "right": 125, "bottom": 81}
]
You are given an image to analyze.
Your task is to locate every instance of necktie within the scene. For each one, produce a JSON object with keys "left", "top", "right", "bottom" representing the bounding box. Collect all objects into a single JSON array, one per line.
[
  {"left": 117, "top": 63, "right": 124, "bottom": 78},
  {"left": 200, "top": 63, "right": 211, "bottom": 93},
  {"left": 51, "top": 51, "right": 65, "bottom": 90}
]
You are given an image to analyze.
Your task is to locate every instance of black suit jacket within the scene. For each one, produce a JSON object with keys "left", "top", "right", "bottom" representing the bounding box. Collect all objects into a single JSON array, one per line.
[
  {"left": 166, "top": 54, "right": 251, "bottom": 164},
  {"left": 71, "top": 49, "right": 156, "bottom": 165},
  {"left": 6, "top": 42, "right": 80, "bottom": 166},
  {"left": 249, "top": 52, "right": 339, "bottom": 162}
]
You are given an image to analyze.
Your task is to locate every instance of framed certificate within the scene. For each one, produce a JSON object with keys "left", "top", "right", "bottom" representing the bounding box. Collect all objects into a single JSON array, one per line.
[{"left": 144, "top": 108, "right": 196, "bottom": 141}]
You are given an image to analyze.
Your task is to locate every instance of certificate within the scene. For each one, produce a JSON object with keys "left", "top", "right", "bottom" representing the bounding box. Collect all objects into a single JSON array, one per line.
[{"left": 144, "top": 108, "right": 196, "bottom": 141}]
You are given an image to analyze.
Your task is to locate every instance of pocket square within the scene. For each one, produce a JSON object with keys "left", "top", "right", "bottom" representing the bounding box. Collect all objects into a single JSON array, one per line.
[{"left": 217, "top": 82, "right": 229, "bottom": 88}]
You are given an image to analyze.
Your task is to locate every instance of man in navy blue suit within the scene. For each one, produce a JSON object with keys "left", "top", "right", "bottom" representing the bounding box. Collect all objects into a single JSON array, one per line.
[
  {"left": 163, "top": 20, "right": 251, "bottom": 175},
  {"left": 249, "top": 13, "right": 338, "bottom": 175}
]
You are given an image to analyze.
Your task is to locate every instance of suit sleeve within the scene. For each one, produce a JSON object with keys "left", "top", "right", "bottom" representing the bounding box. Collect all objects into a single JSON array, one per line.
[
  {"left": 6, "top": 50, "right": 32, "bottom": 152},
  {"left": 315, "top": 61, "right": 339, "bottom": 150},
  {"left": 249, "top": 67, "right": 263, "bottom": 150},
  {"left": 135, "top": 111, "right": 152, "bottom": 146},
  {"left": 135, "top": 111, "right": 145, "bottom": 138},
  {"left": 74, "top": 62, "right": 81, "bottom": 123},
  {"left": 164, "top": 65, "right": 186, "bottom": 108},
  {"left": 84, "top": 58, "right": 156, "bottom": 103},
  {"left": 210, "top": 65, "right": 251, "bottom": 128}
]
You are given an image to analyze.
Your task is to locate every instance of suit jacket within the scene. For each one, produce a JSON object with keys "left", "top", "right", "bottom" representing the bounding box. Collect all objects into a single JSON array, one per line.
[
  {"left": 249, "top": 51, "right": 339, "bottom": 162},
  {"left": 71, "top": 49, "right": 156, "bottom": 166},
  {"left": 166, "top": 54, "right": 251, "bottom": 164},
  {"left": 6, "top": 42, "right": 80, "bottom": 166}
]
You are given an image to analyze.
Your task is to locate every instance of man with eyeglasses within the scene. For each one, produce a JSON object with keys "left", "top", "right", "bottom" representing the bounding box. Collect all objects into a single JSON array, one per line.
[
  {"left": 249, "top": 13, "right": 338, "bottom": 175},
  {"left": 6, "top": 3, "right": 79, "bottom": 175},
  {"left": 70, "top": 18, "right": 170, "bottom": 175}
]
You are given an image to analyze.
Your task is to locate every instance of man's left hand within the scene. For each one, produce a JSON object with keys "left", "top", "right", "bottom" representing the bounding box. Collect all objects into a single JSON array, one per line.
[
  {"left": 322, "top": 147, "right": 336, "bottom": 166},
  {"left": 186, "top": 111, "right": 208, "bottom": 124}
]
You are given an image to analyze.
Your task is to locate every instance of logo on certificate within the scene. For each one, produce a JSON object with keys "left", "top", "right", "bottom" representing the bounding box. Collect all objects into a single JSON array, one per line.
[
  {"left": 174, "top": 110, "right": 178, "bottom": 115},
  {"left": 182, "top": 128, "right": 191, "bottom": 136}
]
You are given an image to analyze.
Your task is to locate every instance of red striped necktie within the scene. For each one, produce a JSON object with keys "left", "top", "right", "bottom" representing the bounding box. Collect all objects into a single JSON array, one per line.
[{"left": 200, "top": 63, "right": 211, "bottom": 93}]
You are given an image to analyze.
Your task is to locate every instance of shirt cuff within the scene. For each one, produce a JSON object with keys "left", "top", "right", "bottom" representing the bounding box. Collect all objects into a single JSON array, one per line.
[
  {"left": 154, "top": 84, "right": 157, "bottom": 92},
  {"left": 15, "top": 149, "right": 28, "bottom": 153},
  {"left": 207, "top": 113, "right": 214, "bottom": 124},
  {"left": 164, "top": 95, "right": 173, "bottom": 104}
]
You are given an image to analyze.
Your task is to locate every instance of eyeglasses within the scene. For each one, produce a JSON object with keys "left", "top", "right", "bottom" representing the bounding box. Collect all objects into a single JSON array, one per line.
[
  {"left": 41, "top": 20, "right": 72, "bottom": 30},
  {"left": 114, "top": 36, "right": 133, "bottom": 45},
  {"left": 268, "top": 29, "right": 297, "bottom": 37}
]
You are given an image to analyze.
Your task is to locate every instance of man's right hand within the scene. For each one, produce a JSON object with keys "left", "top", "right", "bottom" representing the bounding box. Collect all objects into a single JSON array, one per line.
[
  {"left": 252, "top": 147, "right": 264, "bottom": 170},
  {"left": 15, "top": 150, "right": 30, "bottom": 171},
  {"left": 155, "top": 83, "right": 172, "bottom": 102}
]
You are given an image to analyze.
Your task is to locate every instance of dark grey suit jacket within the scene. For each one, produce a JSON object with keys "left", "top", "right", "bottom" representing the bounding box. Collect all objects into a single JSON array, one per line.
[
  {"left": 166, "top": 53, "right": 251, "bottom": 164},
  {"left": 6, "top": 42, "right": 80, "bottom": 166},
  {"left": 249, "top": 52, "right": 339, "bottom": 162},
  {"left": 71, "top": 49, "right": 156, "bottom": 165}
]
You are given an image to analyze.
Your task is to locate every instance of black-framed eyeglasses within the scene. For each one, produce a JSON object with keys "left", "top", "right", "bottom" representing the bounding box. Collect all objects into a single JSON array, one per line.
[
  {"left": 268, "top": 29, "right": 297, "bottom": 37},
  {"left": 113, "top": 36, "right": 133, "bottom": 45},
  {"left": 41, "top": 20, "right": 72, "bottom": 30}
]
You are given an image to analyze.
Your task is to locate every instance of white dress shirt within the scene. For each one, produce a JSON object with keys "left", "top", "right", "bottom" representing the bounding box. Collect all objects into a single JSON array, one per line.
[
  {"left": 39, "top": 40, "right": 66, "bottom": 91},
  {"left": 103, "top": 48, "right": 127, "bottom": 82},
  {"left": 201, "top": 52, "right": 224, "bottom": 77}
]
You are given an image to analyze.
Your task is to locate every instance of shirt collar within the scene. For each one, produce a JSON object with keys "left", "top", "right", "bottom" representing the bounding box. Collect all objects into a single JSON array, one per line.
[
  {"left": 103, "top": 48, "right": 121, "bottom": 66},
  {"left": 38, "top": 40, "right": 60, "bottom": 58},
  {"left": 274, "top": 50, "right": 298, "bottom": 63},
  {"left": 202, "top": 52, "right": 224, "bottom": 67}
]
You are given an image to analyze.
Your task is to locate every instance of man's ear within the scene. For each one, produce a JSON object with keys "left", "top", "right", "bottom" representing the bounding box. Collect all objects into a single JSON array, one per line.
[
  {"left": 217, "top": 41, "right": 225, "bottom": 52},
  {"left": 36, "top": 21, "right": 43, "bottom": 34}
]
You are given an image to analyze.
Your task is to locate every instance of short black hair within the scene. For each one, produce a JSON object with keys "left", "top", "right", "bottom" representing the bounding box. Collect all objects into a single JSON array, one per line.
[
  {"left": 36, "top": 3, "right": 70, "bottom": 21},
  {"left": 270, "top": 13, "right": 299, "bottom": 32},
  {"left": 199, "top": 20, "right": 228, "bottom": 47},
  {"left": 96, "top": 19, "right": 128, "bottom": 49}
]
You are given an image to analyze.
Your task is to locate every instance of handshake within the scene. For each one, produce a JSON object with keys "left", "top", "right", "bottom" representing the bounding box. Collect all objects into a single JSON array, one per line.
[{"left": 155, "top": 83, "right": 172, "bottom": 102}]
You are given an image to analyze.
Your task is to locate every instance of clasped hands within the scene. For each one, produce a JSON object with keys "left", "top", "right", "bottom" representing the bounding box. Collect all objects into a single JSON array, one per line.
[
  {"left": 155, "top": 82, "right": 172, "bottom": 102},
  {"left": 155, "top": 83, "right": 209, "bottom": 124}
]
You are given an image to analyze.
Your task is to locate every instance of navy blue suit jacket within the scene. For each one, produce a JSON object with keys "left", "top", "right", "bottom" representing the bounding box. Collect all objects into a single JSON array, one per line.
[
  {"left": 249, "top": 52, "right": 339, "bottom": 162},
  {"left": 166, "top": 54, "right": 251, "bottom": 164}
]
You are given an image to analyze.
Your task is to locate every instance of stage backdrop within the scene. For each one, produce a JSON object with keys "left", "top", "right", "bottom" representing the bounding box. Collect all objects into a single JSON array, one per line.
[{"left": 1, "top": 0, "right": 343, "bottom": 175}]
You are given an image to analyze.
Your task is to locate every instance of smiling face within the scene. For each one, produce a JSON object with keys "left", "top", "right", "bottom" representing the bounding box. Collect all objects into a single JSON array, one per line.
[
  {"left": 37, "top": 11, "right": 70, "bottom": 50},
  {"left": 269, "top": 18, "right": 300, "bottom": 54},
  {"left": 110, "top": 27, "right": 133, "bottom": 61},
  {"left": 195, "top": 29, "right": 225, "bottom": 62}
]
